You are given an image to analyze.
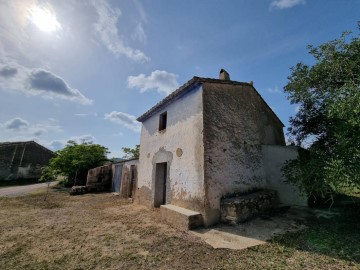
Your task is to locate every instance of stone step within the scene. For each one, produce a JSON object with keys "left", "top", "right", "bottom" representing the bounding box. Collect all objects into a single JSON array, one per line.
[
  {"left": 160, "top": 204, "right": 203, "bottom": 230},
  {"left": 220, "top": 189, "right": 278, "bottom": 224}
]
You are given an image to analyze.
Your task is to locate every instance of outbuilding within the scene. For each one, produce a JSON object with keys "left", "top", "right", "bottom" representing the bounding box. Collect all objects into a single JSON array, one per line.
[
  {"left": 0, "top": 141, "right": 54, "bottom": 181},
  {"left": 135, "top": 70, "right": 305, "bottom": 227}
]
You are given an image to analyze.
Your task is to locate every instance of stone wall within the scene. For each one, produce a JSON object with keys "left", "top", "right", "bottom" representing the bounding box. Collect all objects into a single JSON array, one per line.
[
  {"left": 202, "top": 82, "right": 285, "bottom": 225},
  {"left": 87, "top": 160, "right": 139, "bottom": 197},
  {"left": 86, "top": 164, "right": 112, "bottom": 191}
]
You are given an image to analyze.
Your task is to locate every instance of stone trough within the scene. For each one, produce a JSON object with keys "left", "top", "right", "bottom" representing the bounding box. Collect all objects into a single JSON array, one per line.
[{"left": 220, "top": 189, "right": 278, "bottom": 224}]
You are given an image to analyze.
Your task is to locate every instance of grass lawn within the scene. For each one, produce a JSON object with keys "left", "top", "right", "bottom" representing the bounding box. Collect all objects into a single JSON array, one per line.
[
  {"left": 0, "top": 178, "right": 40, "bottom": 189},
  {"left": 0, "top": 189, "right": 359, "bottom": 269}
]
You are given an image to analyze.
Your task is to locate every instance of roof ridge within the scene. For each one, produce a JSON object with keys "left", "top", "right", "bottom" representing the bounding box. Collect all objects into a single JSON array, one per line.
[
  {"left": 137, "top": 76, "right": 253, "bottom": 122},
  {"left": 137, "top": 76, "right": 201, "bottom": 122},
  {"left": 0, "top": 141, "right": 54, "bottom": 153}
]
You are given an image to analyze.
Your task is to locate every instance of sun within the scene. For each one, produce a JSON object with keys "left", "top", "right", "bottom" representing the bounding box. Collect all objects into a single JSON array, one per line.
[{"left": 28, "top": 6, "right": 61, "bottom": 33}]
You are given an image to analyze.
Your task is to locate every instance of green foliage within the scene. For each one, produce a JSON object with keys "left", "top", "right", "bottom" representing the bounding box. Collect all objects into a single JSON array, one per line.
[
  {"left": 122, "top": 144, "right": 140, "bottom": 159},
  {"left": 40, "top": 140, "right": 109, "bottom": 186},
  {"left": 283, "top": 25, "right": 360, "bottom": 202},
  {"left": 39, "top": 166, "right": 58, "bottom": 182}
]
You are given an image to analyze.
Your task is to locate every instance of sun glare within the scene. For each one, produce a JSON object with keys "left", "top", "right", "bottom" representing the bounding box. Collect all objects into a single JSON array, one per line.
[{"left": 28, "top": 6, "right": 61, "bottom": 33}]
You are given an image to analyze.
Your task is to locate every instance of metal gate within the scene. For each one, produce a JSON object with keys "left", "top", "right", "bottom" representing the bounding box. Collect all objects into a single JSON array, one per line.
[{"left": 112, "top": 164, "right": 123, "bottom": 192}]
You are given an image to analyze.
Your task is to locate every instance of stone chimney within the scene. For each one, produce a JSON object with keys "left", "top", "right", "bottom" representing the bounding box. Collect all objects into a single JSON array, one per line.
[{"left": 219, "top": 69, "right": 230, "bottom": 80}]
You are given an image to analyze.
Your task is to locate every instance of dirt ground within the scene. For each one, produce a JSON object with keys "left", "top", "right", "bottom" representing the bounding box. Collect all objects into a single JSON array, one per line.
[
  {"left": 0, "top": 181, "right": 58, "bottom": 197},
  {"left": 0, "top": 189, "right": 359, "bottom": 270}
]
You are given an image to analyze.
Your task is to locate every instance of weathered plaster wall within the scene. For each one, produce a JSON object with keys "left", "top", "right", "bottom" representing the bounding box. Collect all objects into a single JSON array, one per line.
[
  {"left": 202, "top": 82, "right": 286, "bottom": 225},
  {"left": 262, "top": 145, "right": 307, "bottom": 206},
  {"left": 137, "top": 85, "right": 205, "bottom": 213}
]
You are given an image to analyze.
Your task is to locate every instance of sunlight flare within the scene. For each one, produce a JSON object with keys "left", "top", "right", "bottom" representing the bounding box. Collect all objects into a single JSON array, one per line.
[{"left": 28, "top": 6, "right": 61, "bottom": 32}]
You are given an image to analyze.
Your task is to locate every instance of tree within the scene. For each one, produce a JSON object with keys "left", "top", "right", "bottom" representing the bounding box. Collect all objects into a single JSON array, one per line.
[
  {"left": 122, "top": 144, "right": 140, "bottom": 159},
  {"left": 40, "top": 140, "right": 109, "bottom": 186},
  {"left": 283, "top": 25, "right": 360, "bottom": 203}
]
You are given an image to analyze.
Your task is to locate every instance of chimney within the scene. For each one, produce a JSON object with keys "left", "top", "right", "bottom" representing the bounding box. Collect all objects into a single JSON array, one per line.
[{"left": 219, "top": 69, "right": 230, "bottom": 80}]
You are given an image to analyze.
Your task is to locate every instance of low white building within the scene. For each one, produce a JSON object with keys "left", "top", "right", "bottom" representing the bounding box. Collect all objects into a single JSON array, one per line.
[{"left": 136, "top": 70, "right": 305, "bottom": 227}]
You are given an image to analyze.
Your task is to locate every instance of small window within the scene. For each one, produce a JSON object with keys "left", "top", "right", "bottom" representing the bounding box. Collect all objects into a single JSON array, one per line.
[{"left": 159, "top": 112, "right": 167, "bottom": 131}]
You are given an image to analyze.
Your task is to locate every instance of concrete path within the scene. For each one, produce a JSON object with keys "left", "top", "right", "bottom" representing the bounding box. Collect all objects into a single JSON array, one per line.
[
  {"left": 0, "top": 181, "right": 58, "bottom": 197},
  {"left": 191, "top": 206, "right": 338, "bottom": 250}
]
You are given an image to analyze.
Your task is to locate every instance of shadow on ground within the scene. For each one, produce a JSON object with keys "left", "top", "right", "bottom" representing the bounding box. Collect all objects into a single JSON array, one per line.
[
  {"left": 270, "top": 204, "right": 360, "bottom": 263},
  {"left": 192, "top": 202, "right": 360, "bottom": 263},
  {"left": 192, "top": 206, "right": 316, "bottom": 250}
]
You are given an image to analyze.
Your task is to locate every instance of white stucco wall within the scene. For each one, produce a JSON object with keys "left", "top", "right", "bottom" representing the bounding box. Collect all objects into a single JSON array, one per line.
[
  {"left": 137, "top": 85, "right": 205, "bottom": 212},
  {"left": 262, "top": 145, "right": 307, "bottom": 206}
]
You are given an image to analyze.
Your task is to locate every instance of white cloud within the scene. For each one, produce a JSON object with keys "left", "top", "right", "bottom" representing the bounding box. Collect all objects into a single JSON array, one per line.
[
  {"left": 112, "top": 132, "right": 123, "bottom": 137},
  {"left": 104, "top": 111, "right": 141, "bottom": 132},
  {"left": 92, "top": 0, "right": 149, "bottom": 62},
  {"left": 0, "top": 117, "right": 63, "bottom": 139},
  {"left": 69, "top": 134, "right": 96, "bottom": 143},
  {"left": 74, "top": 113, "right": 98, "bottom": 117},
  {"left": 133, "top": 0, "right": 147, "bottom": 23},
  {"left": 48, "top": 118, "right": 59, "bottom": 122},
  {"left": 0, "top": 1, "right": 30, "bottom": 58},
  {"left": 132, "top": 22, "right": 146, "bottom": 44},
  {"left": 270, "top": 0, "right": 305, "bottom": 9},
  {"left": 47, "top": 140, "right": 65, "bottom": 151},
  {"left": 45, "top": 134, "right": 97, "bottom": 151},
  {"left": 266, "top": 86, "right": 281, "bottom": 94},
  {"left": 0, "top": 61, "right": 93, "bottom": 105},
  {"left": 0, "top": 0, "right": 149, "bottom": 64},
  {"left": 4, "top": 117, "right": 29, "bottom": 130},
  {"left": 128, "top": 70, "right": 179, "bottom": 95}
]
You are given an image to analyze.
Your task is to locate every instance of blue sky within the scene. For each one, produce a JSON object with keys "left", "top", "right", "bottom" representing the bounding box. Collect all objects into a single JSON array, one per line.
[{"left": 0, "top": 0, "right": 359, "bottom": 158}]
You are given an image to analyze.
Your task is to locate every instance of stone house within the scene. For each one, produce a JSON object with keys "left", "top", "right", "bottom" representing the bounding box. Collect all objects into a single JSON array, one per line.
[
  {"left": 0, "top": 141, "right": 54, "bottom": 180},
  {"left": 135, "top": 70, "right": 305, "bottom": 227}
]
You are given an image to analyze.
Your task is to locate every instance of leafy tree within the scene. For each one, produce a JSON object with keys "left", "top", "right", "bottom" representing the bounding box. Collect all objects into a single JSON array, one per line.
[
  {"left": 40, "top": 140, "right": 109, "bottom": 186},
  {"left": 283, "top": 25, "right": 360, "bottom": 203},
  {"left": 122, "top": 144, "right": 140, "bottom": 159}
]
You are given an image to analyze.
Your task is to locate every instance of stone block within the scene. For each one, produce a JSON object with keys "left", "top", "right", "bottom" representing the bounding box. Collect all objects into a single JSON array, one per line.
[
  {"left": 70, "top": 185, "right": 88, "bottom": 196},
  {"left": 160, "top": 204, "right": 203, "bottom": 230}
]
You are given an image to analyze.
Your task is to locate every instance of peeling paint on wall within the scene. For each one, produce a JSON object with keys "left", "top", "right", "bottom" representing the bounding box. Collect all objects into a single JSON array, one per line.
[{"left": 137, "top": 85, "right": 205, "bottom": 211}]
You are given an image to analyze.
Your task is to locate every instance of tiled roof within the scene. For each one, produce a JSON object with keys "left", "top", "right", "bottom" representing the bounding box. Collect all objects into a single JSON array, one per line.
[{"left": 136, "top": 77, "right": 284, "bottom": 127}]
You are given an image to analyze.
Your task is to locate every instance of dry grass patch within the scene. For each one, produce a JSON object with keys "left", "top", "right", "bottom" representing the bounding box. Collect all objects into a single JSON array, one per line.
[{"left": 0, "top": 190, "right": 359, "bottom": 269}]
